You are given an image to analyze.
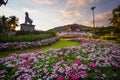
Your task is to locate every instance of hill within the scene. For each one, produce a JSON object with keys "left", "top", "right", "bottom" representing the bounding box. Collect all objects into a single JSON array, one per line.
[{"left": 48, "top": 23, "right": 91, "bottom": 32}]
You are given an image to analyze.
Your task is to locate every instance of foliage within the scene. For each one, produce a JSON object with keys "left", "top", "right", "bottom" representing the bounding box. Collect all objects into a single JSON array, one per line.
[
  {"left": 90, "top": 26, "right": 120, "bottom": 38},
  {"left": 0, "top": 15, "right": 19, "bottom": 35},
  {"left": 0, "top": 32, "right": 55, "bottom": 42},
  {"left": 109, "top": 5, "right": 120, "bottom": 27},
  {"left": 0, "top": 38, "right": 120, "bottom": 80},
  {"left": 15, "top": 30, "right": 55, "bottom": 36},
  {"left": 100, "top": 36, "right": 117, "bottom": 40}
]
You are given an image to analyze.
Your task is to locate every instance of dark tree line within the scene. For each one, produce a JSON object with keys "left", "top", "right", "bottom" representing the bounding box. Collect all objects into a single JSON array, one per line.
[{"left": 0, "top": 15, "right": 19, "bottom": 36}]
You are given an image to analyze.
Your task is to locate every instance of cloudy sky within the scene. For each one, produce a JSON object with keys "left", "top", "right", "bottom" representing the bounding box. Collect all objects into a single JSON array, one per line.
[{"left": 0, "top": 0, "right": 120, "bottom": 31}]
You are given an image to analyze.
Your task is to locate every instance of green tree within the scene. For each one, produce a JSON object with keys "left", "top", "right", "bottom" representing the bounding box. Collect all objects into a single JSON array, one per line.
[
  {"left": 0, "top": 15, "right": 8, "bottom": 33},
  {"left": 109, "top": 5, "right": 120, "bottom": 27}
]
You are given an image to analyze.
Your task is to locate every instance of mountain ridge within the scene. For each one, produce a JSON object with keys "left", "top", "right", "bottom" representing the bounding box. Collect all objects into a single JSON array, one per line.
[{"left": 48, "top": 23, "right": 91, "bottom": 32}]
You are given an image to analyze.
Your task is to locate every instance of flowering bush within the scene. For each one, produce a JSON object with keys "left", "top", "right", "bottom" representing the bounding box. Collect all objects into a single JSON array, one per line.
[
  {"left": 0, "top": 38, "right": 120, "bottom": 80},
  {"left": 0, "top": 37, "right": 59, "bottom": 51}
]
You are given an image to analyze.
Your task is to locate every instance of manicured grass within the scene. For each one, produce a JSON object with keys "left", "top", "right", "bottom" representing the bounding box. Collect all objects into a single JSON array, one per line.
[
  {"left": 0, "top": 39, "right": 80, "bottom": 58},
  {"left": 40, "top": 39, "right": 80, "bottom": 51}
]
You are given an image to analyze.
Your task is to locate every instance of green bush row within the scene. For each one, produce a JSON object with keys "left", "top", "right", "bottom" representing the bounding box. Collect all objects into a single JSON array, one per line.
[
  {"left": 15, "top": 31, "right": 55, "bottom": 35},
  {"left": 0, "top": 33, "right": 55, "bottom": 42},
  {"left": 100, "top": 36, "right": 117, "bottom": 40}
]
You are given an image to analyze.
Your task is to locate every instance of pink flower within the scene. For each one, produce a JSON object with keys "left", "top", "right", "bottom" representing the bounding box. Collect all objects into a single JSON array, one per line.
[
  {"left": 71, "top": 60, "right": 75, "bottom": 63},
  {"left": 88, "top": 62, "right": 96, "bottom": 67},
  {"left": 72, "top": 63, "right": 78, "bottom": 69},
  {"left": 102, "top": 74, "right": 106, "bottom": 78},
  {"left": 94, "top": 69, "right": 100, "bottom": 73},
  {"left": 71, "top": 74, "right": 80, "bottom": 79},
  {"left": 22, "top": 60, "right": 29, "bottom": 67},
  {"left": 76, "top": 60, "right": 82, "bottom": 65},
  {"left": 57, "top": 75, "right": 65, "bottom": 80},
  {"left": 58, "top": 67, "right": 65, "bottom": 73},
  {"left": 59, "top": 57, "right": 64, "bottom": 61},
  {"left": 20, "top": 54, "right": 29, "bottom": 59},
  {"left": 24, "top": 55, "right": 29, "bottom": 59},
  {"left": 112, "top": 73, "right": 117, "bottom": 77},
  {"left": 35, "top": 52, "right": 44, "bottom": 55},
  {"left": 68, "top": 70, "right": 75, "bottom": 75},
  {"left": 80, "top": 70, "right": 87, "bottom": 78},
  {"left": 66, "top": 67, "right": 71, "bottom": 72}
]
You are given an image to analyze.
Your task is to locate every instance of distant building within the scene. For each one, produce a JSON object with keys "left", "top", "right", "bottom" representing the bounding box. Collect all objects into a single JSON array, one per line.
[
  {"left": 66, "top": 24, "right": 81, "bottom": 32},
  {"left": 66, "top": 26, "right": 72, "bottom": 32}
]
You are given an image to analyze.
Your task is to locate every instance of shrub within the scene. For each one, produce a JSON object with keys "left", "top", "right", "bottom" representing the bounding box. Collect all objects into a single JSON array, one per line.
[
  {"left": 0, "top": 33, "right": 55, "bottom": 42},
  {"left": 100, "top": 36, "right": 117, "bottom": 40}
]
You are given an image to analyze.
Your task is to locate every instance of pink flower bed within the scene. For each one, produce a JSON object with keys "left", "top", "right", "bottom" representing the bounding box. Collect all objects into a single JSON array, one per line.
[
  {"left": 0, "top": 38, "right": 120, "bottom": 80},
  {"left": 0, "top": 37, "right": 58, "bottom": 51}
]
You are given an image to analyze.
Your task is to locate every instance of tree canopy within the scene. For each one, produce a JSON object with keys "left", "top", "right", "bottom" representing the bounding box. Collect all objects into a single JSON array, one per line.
[
  {"left": 0, "top": 15, "right": 19, "bottom": 35},
  {"left": 109, "top": 5, "right": 120, "bottom": 27}
]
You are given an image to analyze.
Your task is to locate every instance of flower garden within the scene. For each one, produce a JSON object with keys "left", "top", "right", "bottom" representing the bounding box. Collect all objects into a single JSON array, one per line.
[
  {"left": 0, "top": 37, "right": 58, "bottom": 51},
  {"left": 0, "top": 38, "right": 120, "bottom": 80}
]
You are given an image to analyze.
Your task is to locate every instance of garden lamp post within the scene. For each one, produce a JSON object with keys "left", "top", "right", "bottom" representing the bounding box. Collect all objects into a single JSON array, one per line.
[
  {"left": 91, "top": 6, "right": 96, "bottom": 28},
  {"left": 10, "top": 23, "right": 15, "bottom": 30}
]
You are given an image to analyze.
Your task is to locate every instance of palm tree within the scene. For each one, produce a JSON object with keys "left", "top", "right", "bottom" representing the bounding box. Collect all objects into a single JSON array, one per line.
[
  {"left": 109, "top": 5, "right": 120, "bottom": 27},
  {"left": 0, "top": 15, "right": 19, "bottom": 36},
  {"left": 8, "top": 16, "right": 19, "bottom": 30}
]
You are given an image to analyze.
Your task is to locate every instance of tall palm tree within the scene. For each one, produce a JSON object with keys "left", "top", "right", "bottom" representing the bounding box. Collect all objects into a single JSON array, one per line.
[{"left": 109, "top": 5, "right": 120, "bottom": 27}]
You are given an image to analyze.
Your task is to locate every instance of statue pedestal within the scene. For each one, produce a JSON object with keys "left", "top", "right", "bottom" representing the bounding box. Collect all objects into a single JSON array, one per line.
[{"left": 20, "top": 24, "right": 35, "bottom": 32}]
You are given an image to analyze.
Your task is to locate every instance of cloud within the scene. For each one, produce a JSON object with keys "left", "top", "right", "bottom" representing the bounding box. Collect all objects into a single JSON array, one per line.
[
  {"left": 66, "top": 0, "right": 99, "bottom": 7},
  {"left": 58, "top": 0, "right": 100, "bottom": 24},
  {"left": 83, "top": 11, "right": 112, "bottom": 27},
  {"left": 60, "top": 6, "right": 82, "bottom": 23},
  {"left": 22, "top": 8, "right": 40, "bottom": 13},
  {"left": 33, "top": 0, "right": 57, "bottom": 4}
]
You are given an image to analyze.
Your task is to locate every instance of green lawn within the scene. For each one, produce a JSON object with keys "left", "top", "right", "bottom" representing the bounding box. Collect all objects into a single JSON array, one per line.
[{"left": 0, "top": 39, "right": 80, "bottom": 58}]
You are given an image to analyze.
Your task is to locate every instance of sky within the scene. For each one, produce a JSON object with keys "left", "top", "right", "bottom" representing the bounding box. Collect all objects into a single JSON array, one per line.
[{"left": 0, "top": 0, "right": 120, "bottom": 31}]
